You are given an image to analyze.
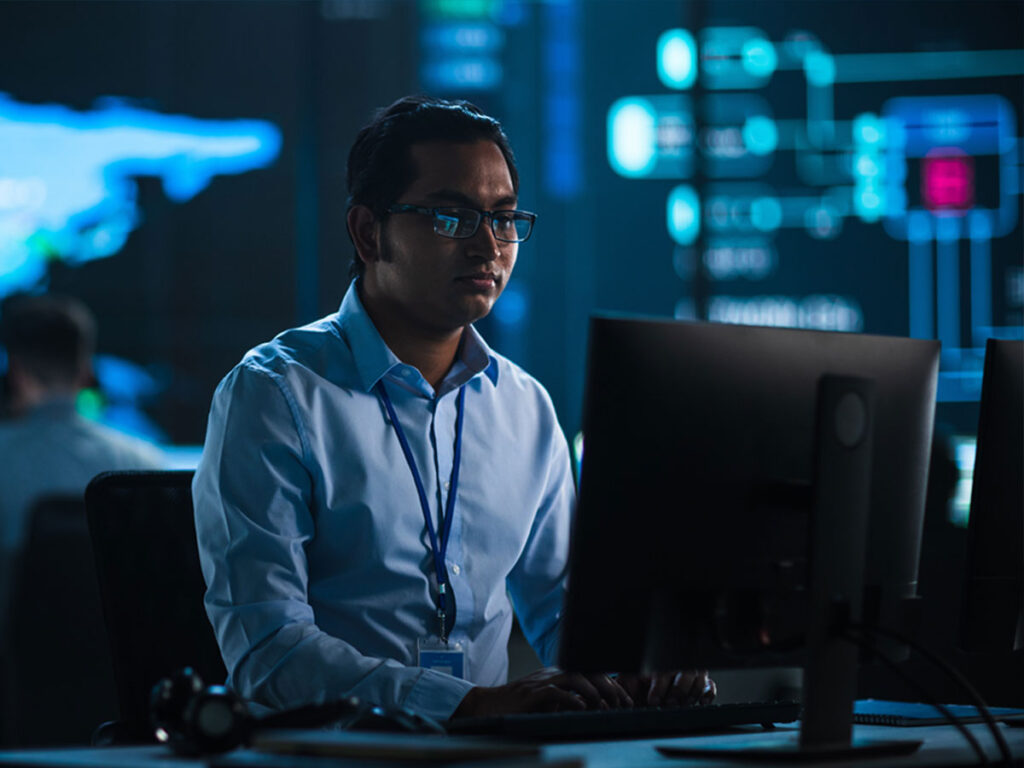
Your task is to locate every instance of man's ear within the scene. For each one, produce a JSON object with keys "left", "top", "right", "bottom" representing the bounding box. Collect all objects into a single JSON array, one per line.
[
  {"left": 76, "top": 356, "right": 96, "bottom": 391},
  {"left": 5, "top": 357, "right": 26, "bottom": 393},
  {"left": 347, "top": 205, "right": 382, "bottom": 268}
]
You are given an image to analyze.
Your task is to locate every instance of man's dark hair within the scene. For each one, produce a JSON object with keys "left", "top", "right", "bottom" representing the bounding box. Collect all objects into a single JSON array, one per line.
[
  {"left": 345, "top": 95, "right": 520, "bottom": 278},
  {"left": 1, "top": 294, "right": 96, "bottom": 388}
]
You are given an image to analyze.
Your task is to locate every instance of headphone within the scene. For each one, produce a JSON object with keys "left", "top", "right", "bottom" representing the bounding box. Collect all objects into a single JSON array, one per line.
[
  {"left": 150, "top": 668, "right": 256, "bottom": 755},
  {"left": 150, "top": 667, "right": 444, "bottom": 755}
]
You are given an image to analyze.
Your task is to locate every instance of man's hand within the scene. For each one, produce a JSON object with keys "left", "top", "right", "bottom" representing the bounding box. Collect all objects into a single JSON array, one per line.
[
  {"left": 451, "top": 667, "right": 634, "bottom": 718},
  {"left": 617, "top": 670, "right": 716, "bottom": 708},
  {"left": 451, "top": 668, "right": 717, "bottom": 719}
]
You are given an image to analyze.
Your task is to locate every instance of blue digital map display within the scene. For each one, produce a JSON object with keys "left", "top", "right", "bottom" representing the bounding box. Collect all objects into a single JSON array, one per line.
[
  {"left": 0, "top": 93, "right": 282, "bottom": 443},
  {"left": 0, "top": 93, "right": 281, "bottom": 298}
]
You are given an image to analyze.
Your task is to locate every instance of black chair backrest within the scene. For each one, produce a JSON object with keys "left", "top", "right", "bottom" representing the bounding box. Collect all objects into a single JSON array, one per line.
[
  {"left": 85, "top": 470, "right": 226, "bottom": 740},
  {"left": 3, "top": 495, "right": 118, "bottom": 746}
]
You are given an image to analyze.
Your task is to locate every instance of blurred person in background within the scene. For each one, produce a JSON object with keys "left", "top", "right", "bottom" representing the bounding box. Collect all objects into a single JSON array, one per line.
[{"left": 0, "top": 293, "right": 163, "bottom": 634}]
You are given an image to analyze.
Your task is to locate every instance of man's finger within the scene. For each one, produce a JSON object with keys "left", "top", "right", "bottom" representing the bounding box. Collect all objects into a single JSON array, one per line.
[
  {"left": 557, "top": 672, "right": 606, "bottom": 709},
  {"left": 699, "top": 675, "right": 717, "bottom": 706},
  {"left": 660, "top": 670, "right": 687, "bottom": 706},
  {"left": 656, "top": 670, "right": 705, "bottom": 706},
  {"left": 614, "top": 673, "right": 649, "bottom": 705},
  {"left": 679, "top": 671, "right": 704, "bottom": 708},
  {"left": 672, "top": 670, "right": 711, "bottom": 705},
  {"left": 646, "top": 673, "right": 673, "bottom": 707},
  {"left": 529, "top": 686, "right": 587, "bottom": 713},
  {"left": 588, "top": 673, "right": 633, "bottom": 709}
]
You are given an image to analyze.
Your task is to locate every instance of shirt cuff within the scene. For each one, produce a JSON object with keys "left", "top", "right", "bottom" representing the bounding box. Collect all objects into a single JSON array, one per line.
[{"left": 403, "top": 668, "right": 476, "bottom": 721}]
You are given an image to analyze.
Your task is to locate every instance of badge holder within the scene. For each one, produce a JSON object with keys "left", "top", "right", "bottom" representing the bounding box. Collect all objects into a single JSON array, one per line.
[{"left": 417, "top": 637, "right": 466, "bottom": 679}]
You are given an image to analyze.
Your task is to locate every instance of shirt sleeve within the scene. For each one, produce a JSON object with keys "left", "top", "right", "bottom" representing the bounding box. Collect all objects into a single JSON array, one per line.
[
  {"left": 193, "top": 362, "right": 473, "bottom": 720},
  {"left": 505, "top": 402, "right": 576, "bottom": 667}
]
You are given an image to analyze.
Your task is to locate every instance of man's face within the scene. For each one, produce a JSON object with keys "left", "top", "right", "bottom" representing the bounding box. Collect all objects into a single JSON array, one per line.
[{"left": 369, "top": 140, "right": 519, "bottom": 336}]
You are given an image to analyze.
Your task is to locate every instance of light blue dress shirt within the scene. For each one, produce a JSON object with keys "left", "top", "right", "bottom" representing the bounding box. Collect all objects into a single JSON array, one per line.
[
  {"left": 0, "top": 398, "right": 164, "bottom": 641},
  {"left": 193, "top": 282, "right": 576, "bottom": 721}
]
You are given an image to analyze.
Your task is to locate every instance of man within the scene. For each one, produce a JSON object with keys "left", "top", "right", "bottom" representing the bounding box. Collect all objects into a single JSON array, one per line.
[
  {"left": 0, "top": 294, "right": 163, "bottom": 632},
  {"left": 194, "top": 96, "right": 713, "bottom": 721}
]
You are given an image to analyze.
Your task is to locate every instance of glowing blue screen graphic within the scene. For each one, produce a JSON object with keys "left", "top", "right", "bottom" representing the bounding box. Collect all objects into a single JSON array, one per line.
[
  {"left": 0, "top": 93, "right": 282, "bottom": 298},
  {"left": 610, "top": 27, "right": 1024, "bottom": 402}
]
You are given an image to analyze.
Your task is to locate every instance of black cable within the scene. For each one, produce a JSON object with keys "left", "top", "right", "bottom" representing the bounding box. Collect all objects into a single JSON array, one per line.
[
  {"left": 842, "top": 629, "right": 988, "bottom": 765},
  {"left": 847, "top": 623, "right": 1014, "bottom": 766}
]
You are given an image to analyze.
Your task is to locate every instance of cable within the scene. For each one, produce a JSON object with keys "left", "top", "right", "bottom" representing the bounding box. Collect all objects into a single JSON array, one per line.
[
  {"left": 842, "top": 629, "right": 988, "bottom": 765},
  {"left": 846, "top": 623, "right": 1014, "bottom": 766},
  {"left": 848, "top": 622, "right": 1014, "bottom": 766}
]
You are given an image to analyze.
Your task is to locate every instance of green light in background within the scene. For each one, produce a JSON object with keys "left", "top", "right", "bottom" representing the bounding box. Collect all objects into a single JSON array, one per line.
[
  {"left": 76, "top": 387, "right": 104, "bottom": 421},
  {"left": 657, "top": 29, "right": 697, "bottom": 90},
  {"left": 422, "top": 0, "right": 500, "bottom": 19}
]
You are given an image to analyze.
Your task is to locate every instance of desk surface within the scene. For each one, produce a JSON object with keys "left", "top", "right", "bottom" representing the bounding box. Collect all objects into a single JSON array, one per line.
[{"left": 0, "top": 723, "right": 1021, "bottom": 768}]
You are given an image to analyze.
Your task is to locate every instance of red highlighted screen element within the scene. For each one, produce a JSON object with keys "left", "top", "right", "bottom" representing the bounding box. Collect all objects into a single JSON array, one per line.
[{"left": 922, "top": 148, "right": 975, "bottom": 214}]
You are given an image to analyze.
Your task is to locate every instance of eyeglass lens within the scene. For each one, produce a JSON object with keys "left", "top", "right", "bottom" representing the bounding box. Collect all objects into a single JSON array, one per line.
[{"left": 434, "top": 209, "right": 532, "bottom": 242}]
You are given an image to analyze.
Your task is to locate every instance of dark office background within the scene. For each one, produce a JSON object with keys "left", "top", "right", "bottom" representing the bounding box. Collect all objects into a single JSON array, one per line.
[{"left": 0, "top": 0, "right": 1021, "bottom": 469}]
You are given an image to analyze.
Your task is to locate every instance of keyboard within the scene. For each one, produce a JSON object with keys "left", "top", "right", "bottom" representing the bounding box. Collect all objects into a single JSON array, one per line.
[{"left": 446, "top": 700, "right": 801, "bottom": 742}]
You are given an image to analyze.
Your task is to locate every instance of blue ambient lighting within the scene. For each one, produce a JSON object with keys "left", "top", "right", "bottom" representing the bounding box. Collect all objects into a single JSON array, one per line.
[
  {"left": 421, "top": 58, "right": 503, "bottom": 89},
  {"left": 853, "top": 112, "right": 886, "bottom": 146},
  {"left": 667, "top": 185, "right": 701, "bottom": 245},
  {"left": 750, "top": 196, "right": 783, "bottom": 231},
  {"left": 855, "top": 188, "right": 884, "bottom": 222},
  {"left": 854, "top": 153, "right": 881, "bottom": 178},
  {"left": 421, "top": 22, "right": 504, "bottom": 52},
  {"left": 0, "top": 92, "right": 282, "bottom": 298},
  {"left": 493, "top": 280, "right": 528, "bottom": 326},
  {"left": 804, "top": 50, "right": 836, "bottom": 86},
  {"left": 742, "top": 115, "right": 779, "bottom": 156},
  {"left": 657, "top": 29, "right": 697, "bottom": 90},
  {"left": 542, "top": 0, "right": 582, "bottom": 198},
  {"left": 607, "top": 97, "right": 657, "bottom": 178},
  {"left": 741, "top": 38, "right": 778, "bottom": 78}
]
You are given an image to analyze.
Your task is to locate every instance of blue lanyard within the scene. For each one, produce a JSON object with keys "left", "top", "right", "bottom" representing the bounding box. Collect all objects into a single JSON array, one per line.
[{"left": 376, "top": 380, "right": 466, "bottom": 644}]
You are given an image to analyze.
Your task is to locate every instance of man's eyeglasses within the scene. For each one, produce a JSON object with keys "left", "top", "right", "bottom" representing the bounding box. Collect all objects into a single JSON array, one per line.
[{"left": 386, "top": 204, "right": 536, "bottom": 243}]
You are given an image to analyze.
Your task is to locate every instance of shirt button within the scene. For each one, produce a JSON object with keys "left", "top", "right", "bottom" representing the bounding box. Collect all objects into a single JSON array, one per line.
[
  {"left": 401, "top": 369, "right": 412, "bottom": 378},
  {"left": 444, "top": 481, "right": 451, "bottom": 491},
  {"left": 451, "top": 564, "right": 461, "bottom": 575}
]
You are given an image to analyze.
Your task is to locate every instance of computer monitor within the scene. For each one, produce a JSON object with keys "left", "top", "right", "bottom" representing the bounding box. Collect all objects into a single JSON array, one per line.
[
  {"left": 561, "top": 316, "right": 939, "bottom": 754},
  {"left": 960, "top": 339, "right": 1023, "bottom": 656}
]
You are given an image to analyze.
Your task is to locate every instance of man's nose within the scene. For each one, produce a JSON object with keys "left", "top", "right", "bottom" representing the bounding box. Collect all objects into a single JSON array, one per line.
[{"left": 466, "top": 217, "right": 502, "bottom": 259}]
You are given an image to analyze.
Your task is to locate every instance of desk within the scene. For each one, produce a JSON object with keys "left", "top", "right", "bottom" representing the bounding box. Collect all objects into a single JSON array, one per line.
[{"left": 0, "top": 724, "right": 1021, "bottom": 768}]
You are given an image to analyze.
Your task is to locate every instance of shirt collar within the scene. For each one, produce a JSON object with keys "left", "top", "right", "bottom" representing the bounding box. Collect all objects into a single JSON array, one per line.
[
  {"left": 23, "top": 396, "right": 79, "bottom": 421},
  {"left": 335, "top": 280, "right": 499, "bottom": 394}
]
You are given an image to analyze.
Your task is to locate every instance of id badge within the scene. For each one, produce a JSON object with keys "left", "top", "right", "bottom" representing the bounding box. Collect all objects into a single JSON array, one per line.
[{"left": 417, "top": 637, "right": 466, "bottom": 679}]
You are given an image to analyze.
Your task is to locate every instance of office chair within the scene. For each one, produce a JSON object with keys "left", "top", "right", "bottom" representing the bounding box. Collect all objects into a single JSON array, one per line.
[
  {"left": 2, "top": 495, "right": 119, "bottom": 747},
  {"left": 85, "top": 470, "right": 227, "bottom": 742}
]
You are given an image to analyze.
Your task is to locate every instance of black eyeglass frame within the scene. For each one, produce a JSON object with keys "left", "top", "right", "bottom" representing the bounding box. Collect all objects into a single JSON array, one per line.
[{"left": 385, "top": 204, "right": 537, "bottom": 243}]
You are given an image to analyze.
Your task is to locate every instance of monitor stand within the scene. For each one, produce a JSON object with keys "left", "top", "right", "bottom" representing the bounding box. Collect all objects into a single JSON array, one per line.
[{"left": 659, "top": 376, "right": 922, "bottom": 761}]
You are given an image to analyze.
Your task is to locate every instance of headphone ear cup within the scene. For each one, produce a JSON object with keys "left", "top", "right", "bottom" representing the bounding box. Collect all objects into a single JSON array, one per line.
[
  {"left": 150, "top": 667, "right": 206, "bottom": 751},
  {"left": 150, "top": 668, "right": 250, "bottom": 755},
  {"left": 179, "top": 685, "right": 251, "bottom": 754}
]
